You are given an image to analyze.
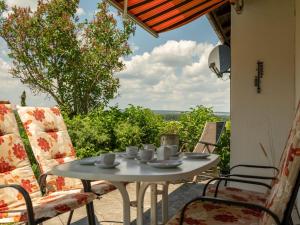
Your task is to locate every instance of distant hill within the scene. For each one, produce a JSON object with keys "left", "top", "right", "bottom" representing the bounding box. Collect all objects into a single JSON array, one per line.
[{"left": 152, "top": 110, "right": 230, "bottom": 121}]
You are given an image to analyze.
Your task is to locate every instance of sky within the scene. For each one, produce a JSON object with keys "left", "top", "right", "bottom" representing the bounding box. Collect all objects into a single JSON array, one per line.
[{"left": 0, "top": 0, "right": 230, "bottom": 112}]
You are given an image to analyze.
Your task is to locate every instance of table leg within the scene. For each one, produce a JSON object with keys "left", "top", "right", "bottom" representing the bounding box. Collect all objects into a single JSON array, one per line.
[
  {"left": 162, "top": 183, "right": 169, "bottom": 224},
  {"left": 111, "top": 182, "right": 131, "bottom": 225},
  {"left": 136, "top": 182, "right": 141, "bottom": 201},
  {"left": 150, "top": 184, "right": 158, "bottom": 225},
  {"left": 82, "top": 180, "right": 96, "bottom": 225},
  {"left": 137, "top": 182, "right": 150, "bottom": 225}
]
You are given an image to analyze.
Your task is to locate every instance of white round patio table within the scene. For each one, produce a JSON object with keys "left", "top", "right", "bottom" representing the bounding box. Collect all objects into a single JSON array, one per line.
[{"left": 51, "top": 154, "right": 219, "bottom": 225}]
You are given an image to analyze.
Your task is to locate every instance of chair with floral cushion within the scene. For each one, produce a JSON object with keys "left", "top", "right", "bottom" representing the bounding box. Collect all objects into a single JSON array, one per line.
[
  {"left": 0, "top": 103, "right": 97, "bottom": 225},
  {"left": 166, "top": 102, "right": 300, "bottom": 225},
  {"left": 17, "top": 106, "right": 118, "bottom": 221},
  {"left": 202, "top": 104, "right": 300, "bottom": 206}
]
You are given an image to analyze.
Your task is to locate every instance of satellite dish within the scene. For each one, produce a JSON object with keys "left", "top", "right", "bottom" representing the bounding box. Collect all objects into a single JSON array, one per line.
[{"left": 208, "top": 45, "right": 231, "bottom": 78}]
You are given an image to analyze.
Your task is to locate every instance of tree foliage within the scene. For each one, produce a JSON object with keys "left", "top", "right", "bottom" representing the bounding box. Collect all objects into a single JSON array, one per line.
[{"left": 0, "top": 0, "right": 135, "bottom": 115}]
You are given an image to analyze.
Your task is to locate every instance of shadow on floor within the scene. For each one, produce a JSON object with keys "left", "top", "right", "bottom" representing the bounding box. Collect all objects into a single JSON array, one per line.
[{"left": 130, "top": 183, "right": 204, "bottom": 225}]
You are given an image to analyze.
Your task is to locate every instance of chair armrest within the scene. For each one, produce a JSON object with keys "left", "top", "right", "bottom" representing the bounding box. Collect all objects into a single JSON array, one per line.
[
  {"left": 179, "top": 196, "right": 280, "bottom": 225},
  {"left": 202, "top": 177, "right": 271, "bottom": 197},
  {"left": 230, "top": 164, "right": 279, "bottom": 175},
  {"left": 39, "top": 172, "right": 93, "bottom": 194},
  {"left": 0, "top": 184, "right": 35, "bottom": 224},
  {"left": 223, "top": 173, "right": 277, "bottom": 180}
]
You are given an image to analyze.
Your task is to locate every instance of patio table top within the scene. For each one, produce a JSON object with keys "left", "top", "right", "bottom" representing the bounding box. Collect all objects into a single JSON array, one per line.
[{"left": 50, "top": 154, "right": 220, "bottom": 182}]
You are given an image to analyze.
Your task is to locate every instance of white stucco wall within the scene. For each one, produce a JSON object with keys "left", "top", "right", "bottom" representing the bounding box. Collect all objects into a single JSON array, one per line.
[
  {"left": 231, "top": 0, "right": 295, "bottom": 189},
  {"left": 295, "top": 0, "right": 300, "bottom": 213}
]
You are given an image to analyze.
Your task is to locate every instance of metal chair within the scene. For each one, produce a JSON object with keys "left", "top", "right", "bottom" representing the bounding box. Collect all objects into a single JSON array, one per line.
[
  {"left": 167, "top": 102, "right": 300, "bottom": 225},
  {"left": 0, "top": 103, "right": 97, "bottom": 225}
]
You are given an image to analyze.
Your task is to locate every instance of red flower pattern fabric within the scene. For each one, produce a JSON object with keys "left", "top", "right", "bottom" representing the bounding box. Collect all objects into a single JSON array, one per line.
[
  {"left": 206, "top": 186, "right": 268, "bottom": 206},
  {"left": 259, "top": 102, "right": 300, "bottom": 225},
  {"left": 18, "top": 106, "right": 116, "bottom": 195},
  {"left": 0, "top": 104, "right": 97, "bottom": 223},
  {"left": 166, "top": 201, "right": 262, "bottom": 225}
]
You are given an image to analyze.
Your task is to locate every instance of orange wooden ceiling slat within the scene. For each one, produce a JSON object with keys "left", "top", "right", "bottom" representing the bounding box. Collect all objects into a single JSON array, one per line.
[
  {"left": 109, "top": 0, "right": 229, "bottom": 35},
  {"left": 144, "top": 0, "right": 212, "bottom": 26},
  {"left": 134, "top": 0, "right": 184, "bottom": 21},
  {"left": 155, "top": 0, "right": 228, "bottom": 33},
  {"left": 130, "top": 0, "right": 170, "bottom": 14}
]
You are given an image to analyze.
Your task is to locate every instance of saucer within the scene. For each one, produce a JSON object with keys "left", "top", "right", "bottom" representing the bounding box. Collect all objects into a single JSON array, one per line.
[
  {"left": 138, "top": 158, "right": 156, "bottom": 164},
  {"left": 119, "top": 152, "right": 137, "bottom": 159},
  {"left": 94, "top": 161, "right": 120, "bottom": 169},
  {"left": 79, "top": 156, "right": 100, "bottom": 165},
  {"left": 147, "top": 160, "right": 182, "bottom": 168}
]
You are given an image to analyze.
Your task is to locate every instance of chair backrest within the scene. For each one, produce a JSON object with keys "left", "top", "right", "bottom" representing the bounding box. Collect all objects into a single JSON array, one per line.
[
  {"left": 193, "top": 121, "right": 225, "bottom": 153},
  {"left": 260, "top": 103, "right": 300, "bottom": 225},
  {"left": 17, "top": 106, "right": 82, "bottom": 193},
  {"left": 0, "top": 104, "right": 42, "bottom": 213}
]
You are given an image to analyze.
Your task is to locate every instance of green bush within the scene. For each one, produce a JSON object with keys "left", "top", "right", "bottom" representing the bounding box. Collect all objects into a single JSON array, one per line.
[
  {"left": 114, "top": 121, "right": 142, "bottom": 151},
  {"left": 65, "top": 105, "right": 163, "bottom": 157},
  {"left": 215, "top": 122, "right": 231, "bottom": 174},
  {"left": 123, "top": 105, "right": 163, "bottom": 145},
  {"left": 179, "top": 106, "right": 219, "bottom": 151},
  {"left": 64, "top": 110, "right": 112, "bottom": 158}
]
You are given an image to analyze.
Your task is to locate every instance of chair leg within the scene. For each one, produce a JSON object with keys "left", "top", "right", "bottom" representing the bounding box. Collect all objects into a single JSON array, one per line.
[{"left": 67, "top": 210, "right": 74, "bottom": 225}]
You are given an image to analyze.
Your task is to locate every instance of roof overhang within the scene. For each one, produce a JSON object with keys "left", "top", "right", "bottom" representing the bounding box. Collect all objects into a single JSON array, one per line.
[{"left": 107, "top": 0, "right": 229, "bottom": 37}]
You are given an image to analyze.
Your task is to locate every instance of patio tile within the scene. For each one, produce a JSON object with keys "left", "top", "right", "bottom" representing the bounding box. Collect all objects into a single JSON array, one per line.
[{"left": 43, "top": 182, "right": 204, "bottom": 225}]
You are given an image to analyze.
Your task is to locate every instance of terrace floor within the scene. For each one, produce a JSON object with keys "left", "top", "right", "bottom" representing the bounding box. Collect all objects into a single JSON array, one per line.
[
  {"left": 43, "top": 181, "right": 300, "bottom": 225},
  {"left": 43, "top": 182, "right": 206, "bottom": 225}
]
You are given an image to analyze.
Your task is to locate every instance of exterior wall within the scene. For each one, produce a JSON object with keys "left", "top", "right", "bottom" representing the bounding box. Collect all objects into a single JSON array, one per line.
[
  {"left": 296, "top": 0, "right": 300, "bottom": 214},
  {"left": 296, "top": 0, "right": 300, "bottom": 108},
  {"left": 231, "top": 0, "right": 295, "bottom": 189}
]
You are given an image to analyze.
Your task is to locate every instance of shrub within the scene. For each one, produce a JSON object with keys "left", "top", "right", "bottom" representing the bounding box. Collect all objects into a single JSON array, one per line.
[
  {"left": 215, "top": 122, "right": 231, "bottom": 174},
  {"left": 114, "top": 121, "right": 142, "bottom": 151},
  {"left": 122, "top": 105, "right": 163, "bottom": 145},
  {"left": 64, "top": 110, "right": 112, "bottom": 158},
  {"left": 179, "top": 106, "right": 219, "bottom": 151},
  {"left": 159, "top": 120, "right": 182, "bottom": 135}
]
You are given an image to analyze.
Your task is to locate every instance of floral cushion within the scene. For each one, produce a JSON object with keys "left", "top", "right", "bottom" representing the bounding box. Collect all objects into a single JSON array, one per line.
[
  {"left": 0, "top": 104, "right": 42, "bottom": 213},
  {"left": 17, "top": 106, "right": 116, "bottom": 195},
  {"left": 166, "top": 200, "right": 261, "bottom": 225},
  {"left": 260, "top": 103, "right": 300, "bottom": 225},
  {"left": 207, "top": 186, "right": 268, "bottom": 205},
  {"left": 0, "top": 189, "right": 96, "bottom": 223}
]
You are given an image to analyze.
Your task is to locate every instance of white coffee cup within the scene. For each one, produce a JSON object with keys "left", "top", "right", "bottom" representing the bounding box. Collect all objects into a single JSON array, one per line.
[
  {"left": 142, "top": 144, "right": 156, "bottom": 150},
  {"left": 157, "top": 146, "right": 171, "bottom": 160},
  {"left": 167, "top": 145, "right": 179, "bottom": 156},
  {"left": 126, "top": 146, "right": 138, "bottom": 156},
  {"left": 100, "top": 153, "right": 115, "bottom": 165},
  {"left": 140, "top": 149, "right": 154, "bottom": 162}
]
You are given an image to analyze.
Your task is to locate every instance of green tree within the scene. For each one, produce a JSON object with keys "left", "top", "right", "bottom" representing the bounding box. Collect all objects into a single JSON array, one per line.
[{"left": 0, "top": 0, "right": 135, "bottom": 115}]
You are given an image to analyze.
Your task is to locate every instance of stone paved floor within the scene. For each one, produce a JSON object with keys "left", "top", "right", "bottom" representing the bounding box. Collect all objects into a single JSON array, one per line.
[
  {"left": 43, "top": 182, "right": 300, "bottom": 225},
  {"left": 43, "top": 182, "right": 205, "bottom": 225}
]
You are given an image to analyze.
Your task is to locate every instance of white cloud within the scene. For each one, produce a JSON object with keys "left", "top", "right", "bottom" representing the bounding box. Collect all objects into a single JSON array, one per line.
[
  {"left": 76, "top": 7, "right": 85, "bottom": 16},
  {"left": 0, "top": 39, "right": 229, "bottom": 111},
  {"left": 5, "top": 0, "right": 38, "bottom": 11},
  {"left": 0, "top": 57, "right": 55, "bottom": 106},
  {"left": 111, "top": 40, "right": 230, "bottom": 112}
]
